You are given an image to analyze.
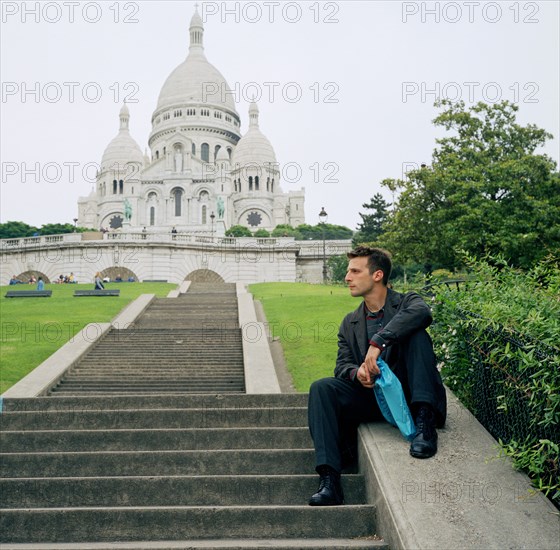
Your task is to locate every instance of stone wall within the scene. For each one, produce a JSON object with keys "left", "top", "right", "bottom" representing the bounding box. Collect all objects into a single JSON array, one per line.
[{"left": 1, "top": 234, "right": 351, "bottom": 285}]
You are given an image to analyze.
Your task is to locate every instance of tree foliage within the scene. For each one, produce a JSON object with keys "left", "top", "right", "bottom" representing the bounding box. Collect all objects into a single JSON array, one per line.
[
  {"left": 0, "top": 221, "right": 89, "bottom": 239},
  {"left": 353, "top": 192, "right": 390, "bottom": 245},
  {"left": 327, "top": 254, "right": 349, "bottom": 283},
  {"left": 379, "top": 100, "right": 560, "bottom": 270},
  {"left": 271, "top": 224, "right": 353, "bottom": 240},
  {"left": 225, "top": 225, "right": 252, "bottom": 237},
  {"left": 430, "top": 253, "right": 560, "bottom": 507},
  {"left": 0, "top": 221, "right": 39, "bottom": 239}
]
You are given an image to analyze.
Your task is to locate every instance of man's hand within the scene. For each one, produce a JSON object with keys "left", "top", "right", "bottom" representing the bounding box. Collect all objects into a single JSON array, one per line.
[
  {"left": 356, "top": 364, "right": 374, "bottom": 389},
  {"left": 364, "top": 345, "right": 381, "bottom": 378}
]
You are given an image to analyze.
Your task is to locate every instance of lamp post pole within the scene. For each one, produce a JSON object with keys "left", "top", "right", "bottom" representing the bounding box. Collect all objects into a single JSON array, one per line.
[
  {"left": 210, "top": 211, "right": 215, "bottom": 239},
  {"left": 73, "top": 218, "right": 78, "bottom": 232},
  {"left": 319, "top": 207, "right": 328, "bottom": 284}
]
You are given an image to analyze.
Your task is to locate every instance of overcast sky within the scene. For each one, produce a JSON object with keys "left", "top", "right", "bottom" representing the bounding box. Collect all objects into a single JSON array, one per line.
[{"left": 1, "top": 0, "right": 559, "bottom": 230}]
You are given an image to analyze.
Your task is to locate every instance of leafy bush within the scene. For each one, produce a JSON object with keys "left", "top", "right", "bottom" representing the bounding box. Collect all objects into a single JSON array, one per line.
[
  {"left": 430, "top": 253, "right": 560, "bottom": 508},
  {"left": 225, "top": 225, "right": 252, "bottom": 237}
]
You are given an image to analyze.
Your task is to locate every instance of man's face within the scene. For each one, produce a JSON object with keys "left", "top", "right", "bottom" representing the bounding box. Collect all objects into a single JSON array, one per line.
[{"left": 345, "top": 256, "right": 377, "bottom": 297}]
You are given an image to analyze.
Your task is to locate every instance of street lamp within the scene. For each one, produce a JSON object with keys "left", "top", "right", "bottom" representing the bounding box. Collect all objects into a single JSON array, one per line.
[
  {"left": 73, "top": 218, "right": 78, "bottom": 232},
  {"left": 210, "top": 211, "right": 215, "bottom": 239},
  {"left": 318, "top": 207, "right": 328, "bottom": 283}
]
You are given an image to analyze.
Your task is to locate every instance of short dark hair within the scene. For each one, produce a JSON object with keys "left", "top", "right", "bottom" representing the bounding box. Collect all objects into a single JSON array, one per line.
[{"left": 347, "top": 246, "right": 392, "bottom": 286}]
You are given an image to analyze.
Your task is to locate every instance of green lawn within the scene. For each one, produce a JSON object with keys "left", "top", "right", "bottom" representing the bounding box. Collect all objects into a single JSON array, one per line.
[
  {"left": 249, "top": 283, "right": 360, "bottom": 392},
  {"left": 0, "top": 282, "right": 176, "bottom": 393}
]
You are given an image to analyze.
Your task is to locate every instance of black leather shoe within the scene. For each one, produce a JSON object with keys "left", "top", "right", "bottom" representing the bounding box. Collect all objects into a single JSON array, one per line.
[
  {"left": 410, "top": 405, "right": 438, "bottom": 459},
  {"left": 308, "top": 466, "right": 344, "bottom": 506}
]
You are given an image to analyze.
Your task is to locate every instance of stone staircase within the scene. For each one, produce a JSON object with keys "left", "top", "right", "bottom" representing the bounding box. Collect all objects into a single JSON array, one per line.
[
  {"left": 0, "top": 394, "right": 386, "bottom": 548},
  {"left": 0, "top": 282, "right": 388, "bottom": 548},
  {"left": 49, "top": 283, "right": 245, "bottom": 395}
]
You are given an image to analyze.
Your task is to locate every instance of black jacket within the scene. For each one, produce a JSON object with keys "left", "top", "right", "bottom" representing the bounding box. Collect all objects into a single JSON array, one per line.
[{"left": 334, "top": 289, "right": 433, "bottom": 380}]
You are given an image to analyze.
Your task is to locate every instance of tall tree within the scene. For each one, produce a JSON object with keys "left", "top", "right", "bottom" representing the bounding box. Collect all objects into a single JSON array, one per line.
[
  {"left": 379, "top": 100, "right": 560, "bottom": 270},
  {"left": 354, "top": 192, "right": 390, "bottom": 245}
]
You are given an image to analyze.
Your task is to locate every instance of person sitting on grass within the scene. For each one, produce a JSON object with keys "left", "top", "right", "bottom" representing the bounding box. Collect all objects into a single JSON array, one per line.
[{"left": 94, "top": 272, "right": 105, "bottom": 290}]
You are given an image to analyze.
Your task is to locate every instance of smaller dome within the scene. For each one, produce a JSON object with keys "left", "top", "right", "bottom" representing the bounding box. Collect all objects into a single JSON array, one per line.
[
  {"left": 233, "top": 103, "right": 277, "bottom": 168},
  {"left": 101, "top": 105, "right": 143, "bottom": 171}
]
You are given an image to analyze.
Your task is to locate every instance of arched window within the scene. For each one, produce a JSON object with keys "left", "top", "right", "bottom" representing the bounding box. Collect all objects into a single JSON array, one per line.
[
  {"left": 201, "top": 205, "right": 207, "bottom": 225},
  {"left": 271, "top": 178, "right": 274, "bottom": 193},
  {"left": 150, "top": 206, "right": 155, "bottom": 226},
  {"left": 249, "top": 176, "right": 253, "bottom": 191},
  {"left": 113, "top": 180, "right": 117, "bottom": 194},
  {"left": 155, "top": 151, "right": 159, "bottom": 159},
  {"left": 214, "top": 145, "right": 221, "bottom": 160},
  {"left": 255, "top": 176, "right": 259, "bottom": 191},
  {"left": 227, "top": 147, "right": 232, "bottom": 160},
  {"left": 201, "top": 143, "right": 209, "bottom": 162},
  {"left": 192, "top": 143, "right": 196, "bottom": 156},
  {"left": 267, "top": 177, "right": 270, "bottom": 191},
  {"left": 238, "top": 179, "right": 241, "bottom": 192},
  {"left": 173, "top": 189, "right": 183, "bottom": 217},
  {"left": 119, "top": 180, "right": 123, "bottom": 194}
]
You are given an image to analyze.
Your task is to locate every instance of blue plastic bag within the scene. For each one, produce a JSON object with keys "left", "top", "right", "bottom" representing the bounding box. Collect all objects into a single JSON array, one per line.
[{"left": 373, "top": 358, "right": 417, "bottom": 441}]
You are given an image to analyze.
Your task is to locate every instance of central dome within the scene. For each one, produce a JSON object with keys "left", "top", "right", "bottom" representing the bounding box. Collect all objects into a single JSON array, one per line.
[
  {"left": 155, "top": 10, "right": 238, "bottom": 115},
  {"left": 156, "top": 55, "right": 237, "bottom": 113}
]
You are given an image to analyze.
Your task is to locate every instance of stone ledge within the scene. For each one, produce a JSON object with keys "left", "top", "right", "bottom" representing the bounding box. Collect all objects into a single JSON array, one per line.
[
  {"left": 1, "top": 323, "right": 112, "bottom": 398},
  {"left": 238, "top": 291, "right": 281, "bottom": 394},
  {"left": 179, "top": 281, "right": 191, "bottom": 294},
  {"left": 358, "top": 388, "right": 560, "bottom": 550},
  {"left": 111, "top": 294, "right": 155, "bottom": 328}
]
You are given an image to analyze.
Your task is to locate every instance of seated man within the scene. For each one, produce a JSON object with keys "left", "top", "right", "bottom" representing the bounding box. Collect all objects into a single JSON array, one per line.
[{"left": 308, "top": 246, "right": 447, "bottom": 506}]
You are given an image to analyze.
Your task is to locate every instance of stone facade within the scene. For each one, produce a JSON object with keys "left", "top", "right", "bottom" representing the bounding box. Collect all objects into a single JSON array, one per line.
[
  {"left": 1, "top": 234, "right": 351, "bottom": 285},
  {"left": 77, "top": 8, "right": 305, "bottom": 235}
]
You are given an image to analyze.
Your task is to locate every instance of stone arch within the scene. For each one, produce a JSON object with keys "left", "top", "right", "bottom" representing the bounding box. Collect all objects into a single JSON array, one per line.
[
  {"left": 185, "top": 269, "right": 225, "bottom": 283},
  {"left": 99, "top": 266, "right": 138, "bottom": 282},
  {"left": 17, "top": 270, "right": 51, "bottom": 284}
]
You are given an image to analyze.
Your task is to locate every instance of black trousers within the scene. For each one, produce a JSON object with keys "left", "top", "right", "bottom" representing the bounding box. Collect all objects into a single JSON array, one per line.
[{"left": 308, "top": 329, "right": 447, "bottom": 472}]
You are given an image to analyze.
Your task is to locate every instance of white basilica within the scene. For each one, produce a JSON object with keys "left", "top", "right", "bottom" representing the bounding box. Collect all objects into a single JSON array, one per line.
[{"left": 77, "top": 8, "right": 305, "bottom": 234}]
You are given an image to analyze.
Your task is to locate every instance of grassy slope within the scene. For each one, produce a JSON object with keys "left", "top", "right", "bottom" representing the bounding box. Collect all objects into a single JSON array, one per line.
[
  {"left": 249, "top": 283, "right": 359, "bottom": 392},
  {"left": 0, "top": 282, "right": 176, "bottom": 393}
]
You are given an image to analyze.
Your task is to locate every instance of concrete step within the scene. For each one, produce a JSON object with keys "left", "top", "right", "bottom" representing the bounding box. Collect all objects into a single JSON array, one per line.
[
  {"left": 50, "top": 384, "right": 245, "bottom": 391},
  {"left": 62, "top": 367, "right": 245, "bottom": 374},
  {"left": 55, "top": 373, "right": 245, "bottom": 379},
  {"left": 49, "top": 385, "right": 246, "bottom": 395},
  {"left": 0, "top": 505, "right": 378, "bottom": 543},
  {"left": 0, "top": 539, "right": 388, "bottom": 549},
  {"left": 1, "top": 449, "right": 316, "bottom": 478},
  {"left": 1, "top": 394, "right": 308, "bottom": 412},
  {"left": 0, "top": 427, "right": 311, "bottom": 452},
  {"left": 0, "top": 407, "right": 306, "bottom": 430},
  {"left": 49, "top": 387, "right": 246, "bottom": 395},
  {"left": 73, "top": 356, "right": 244, "bottom": 362},
  {"left": 0, "top": 474, "right": 366, "bottom": 507}
]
